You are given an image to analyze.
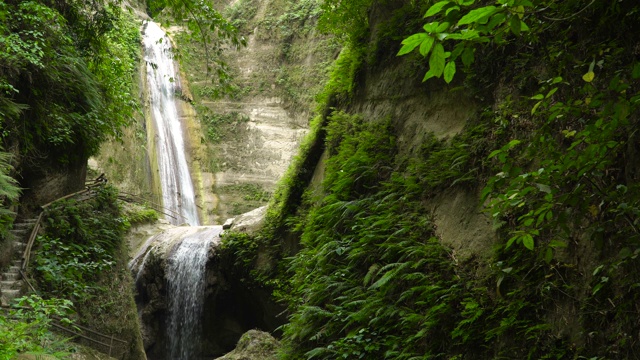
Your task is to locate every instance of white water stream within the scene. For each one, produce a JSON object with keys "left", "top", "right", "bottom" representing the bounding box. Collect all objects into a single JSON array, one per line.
[
  {"left": 138, "top": 21, "right": 215, "bottom": 359},
  {"left": 143, "top": 21, "right": 199, "bottom": 226},
  {"left": 130, "top": 226, "right": 223, "bottom": 360},
  {"left": 166, "top": 226, "right": 222, "bottom": 359}
]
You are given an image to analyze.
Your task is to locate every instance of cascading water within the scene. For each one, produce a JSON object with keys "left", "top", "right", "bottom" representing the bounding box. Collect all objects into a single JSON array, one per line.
[
  {"left": 143, "top": 21, "right": 199, "bottom": 226},
  {"left": 137, "top": 20, "right": 216, "bottom": 359},
  {"left": 166, "top": 226, "right": 222, "bottom": 359},
  {"left": 129, "top": 226, "right": 223, "bottom": 360}
]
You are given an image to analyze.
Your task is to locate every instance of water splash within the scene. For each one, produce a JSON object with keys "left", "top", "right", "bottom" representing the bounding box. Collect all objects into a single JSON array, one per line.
[
  {"left": 142, "top": 21, "right": 199, "bottom": 226},
  {"left": 129, "top": 226, "right": 223, "bottom": 359},
  {"left": 166, "top": 226, "right": 222, "bottom": 359}
]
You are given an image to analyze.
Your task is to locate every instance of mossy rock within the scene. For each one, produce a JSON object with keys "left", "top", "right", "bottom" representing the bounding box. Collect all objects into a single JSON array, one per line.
[{"left": 214, "top": 330, "right": 279, "bottom": 360}]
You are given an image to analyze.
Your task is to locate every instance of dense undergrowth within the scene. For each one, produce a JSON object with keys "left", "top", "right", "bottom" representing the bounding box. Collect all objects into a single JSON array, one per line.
[
  {"left": 0, "top": 1, "right": 146, "bottom": 357},
  {"left": 31, "top": 185, "right": 145, "bottom": 359},
  {"left": 0, "top": 185, "right": 147, "bottom": 359},
  {"left": 219, "top": 0, "right": 640, "bottom": 359},
  {"left": 0, "top": 1, "right": 140, "bottom": 169}
]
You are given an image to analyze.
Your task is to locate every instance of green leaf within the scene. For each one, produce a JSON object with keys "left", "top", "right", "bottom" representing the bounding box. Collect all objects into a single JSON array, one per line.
[
  {"left": 633, "top": 63, "right": 640, "bottom": 79},
  {"left": 480, "top": 186, "right": 492, "bottom": 202},
  {"left": 488, "top": 149, "right": 502, "bottom": 159},
  {"left": 397, "top": 33, "right": 428, "bottom": 56},
  {"left": 506, "top": 139, "right": 521, "bottom": 149},
  {"left": 429, "top": 43, "right": 446, "bottom": 78},
  {"left": 522, "top": 234, "right": 534, "bottom": 250},
  {"left": 582, "top": 71, "right": 595, "bottom": 83},
  {"left": 530, "top": 94, "right": 544, "bottom": 100},
  {"left": 509, "top": 16, "right": 521, "bottom": 36},
  {"left": 436, "top": 22, "right": 450, "bottom": 33},
  {"left": 535, "top": 183, "right": 551, "bottom": 193},
  {"left": 544, "top": 248, "right": 553, "bottom": 263},
  {"left": 424, "top": 22, "right": 439, "bottom": 33},
  {"left": 419, "top": 36, "right": 435, "bottom": 56},
  {"left": 549, "top": 240, "right": 567, "bottom": 248},
  {"left": 425, "top": 1, "right": 451, "bottom": 17},
  {"left": 531, "top": 100, "right": 542, "bottom": 114},
  {"left": 460, "top": 29, "right": 480, "bottom": 40},
  {"left": 458, "top": 6, "right": 497, "bottom": 25},
  {"left": 446, "top": 5, "right": 461, "bottom": 15},
  {"left": 444, "top": 61, "right": 456, "bottom": 83},
  {"left": 422, "top": 69, "right": 436, "bottom": 82},
  {"left": 461, "top": 46, "right": 474, "bottom": 67},
  {"left": 487, "top": 12, "right": 506, "bottom": 30}
]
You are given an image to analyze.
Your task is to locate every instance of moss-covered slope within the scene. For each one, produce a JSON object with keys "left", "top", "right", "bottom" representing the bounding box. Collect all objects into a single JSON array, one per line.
[{"left": 224, "top": 0, "right": 640, "bottom": 358}]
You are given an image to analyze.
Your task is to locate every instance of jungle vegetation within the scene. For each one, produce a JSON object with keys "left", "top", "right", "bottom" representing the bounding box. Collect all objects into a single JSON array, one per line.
[
  {"left": 220, "top": 0, "right": 640, "bottom": 359},
  {"left": 2, "top": 0, "right": 640, "bottom": 359}
]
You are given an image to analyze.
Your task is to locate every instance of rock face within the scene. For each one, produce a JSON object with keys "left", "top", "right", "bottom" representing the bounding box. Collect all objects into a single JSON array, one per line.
[
  {"left": 129, "top": 216, "right": 283, "bottom": 359},
  {"left": 214, "top": 330, "right": 279, "bottom": 360},
  {"left": 19, "top": 162, "right": 88, "bottom": 216},
  {"left": 223, "top": 206, "right": 267, "bottom": 235}
]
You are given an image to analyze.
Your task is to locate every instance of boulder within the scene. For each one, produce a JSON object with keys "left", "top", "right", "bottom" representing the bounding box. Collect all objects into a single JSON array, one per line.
[
  {"left": 213, "top": 330, "right": 279, "bottom": 360},
  {"left": 226, "top": 206, "right": 267, "bottom": 235}
]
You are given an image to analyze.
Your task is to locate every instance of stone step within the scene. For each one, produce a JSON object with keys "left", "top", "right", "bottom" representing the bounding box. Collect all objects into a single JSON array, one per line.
[
  {"left": 1, "top": 289, "right": 21, "bottom": 306},
  {"left": 16, "top": 218, "right": 38, "bottom": 224},
  {"left": 12, "top": 242, "right": 26, "bottom": 255},
  {"left": 0, "top": 280, "right": 22, "bottom": 289},
  {"left": 2, "top": 272, "right": 21, "bottom": 281},
  {"left": 10, "top": 228, "right": 28, "bottom": 236},
  {"left": 14, "top": 221, "right": 36, "bottom": 229}
]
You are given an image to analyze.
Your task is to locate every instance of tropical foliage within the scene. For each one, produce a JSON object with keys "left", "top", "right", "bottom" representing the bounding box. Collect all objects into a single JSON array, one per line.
[
  {"left": 34, "top": 185, "right": 127, "bottom": 302},
  {"left": 0, "top": 295, "right": 75, "bottom": 359},
  {"left": 0, "top": 0, "right": 140, "bottom": 167},
  {"left": 254, "top": 0, "right": 640, "bottom": 358}
]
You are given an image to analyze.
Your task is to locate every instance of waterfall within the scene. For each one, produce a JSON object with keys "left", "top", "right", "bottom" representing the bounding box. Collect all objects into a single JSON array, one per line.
[
  {"left": 130, "top": 226, "right": 224, "bottom": 360},
  {"left": 166, "top": 226, "right": 222, "bottom": 359},
  {"left": 137, "top": 20, "right": 216, "bottom": 359},
  {"left": 143, "top": 21, "right": 199, "bottom": 226}
]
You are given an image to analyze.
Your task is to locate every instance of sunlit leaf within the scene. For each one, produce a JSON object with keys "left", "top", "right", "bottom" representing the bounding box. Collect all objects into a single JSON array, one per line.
[
  {"left": 424, "top": 1, "right": 451, "bottom": 17},
  {"left": 422, "top": 69, "right": 436, "bottom": 82},
  {"left": 458, "top": 6, "right": 497, "bottom": 25},
  {"left": 429, "top": 43, "right": 446, "bottom": 77},
  {"left": 419, "top": 36, "right": 435, "bottom": 57},
  {"left": 582, "top": 71, "right": 595, "bottom": 82},
  {"left": 436, "top": 22, "right": 450, "bottom": 33},
  {"left": 444, "top": 61, "right": 456, "bottom": 83},
  {"left": 522, "top": 234, "right": 534, "bottom": 250},
  {"left": 397, "top": 33, "right": 428, "bottom": 56}
]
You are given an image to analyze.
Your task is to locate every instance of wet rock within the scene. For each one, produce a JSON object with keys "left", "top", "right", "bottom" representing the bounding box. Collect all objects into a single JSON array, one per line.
[
  {"left": 227, "top": 206, "right": 266, "bottom": 235},
  {"left": 131, "top": 224, "right": 284, "bottom": 359},
  {"left": 213, "top": 330, "right": 279, "bottom": 360},
  {"left": 222, "top": 218, "right": 234, "bottom": 230}
]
